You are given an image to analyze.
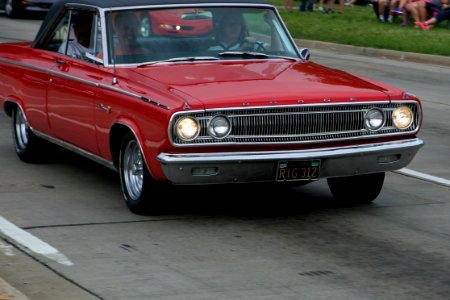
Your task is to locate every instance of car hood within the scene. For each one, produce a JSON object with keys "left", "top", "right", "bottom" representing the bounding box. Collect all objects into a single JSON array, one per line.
[{"left": 129, "top": 60, "right": 403, "bottom": 108}]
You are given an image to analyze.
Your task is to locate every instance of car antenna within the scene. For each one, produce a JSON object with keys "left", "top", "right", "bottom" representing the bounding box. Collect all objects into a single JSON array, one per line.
[
  {"left": 112, "top": 61, "right": 118, "bottom": 85},
  {"left": 109, "top": 19, "right": 118, "bottom": 85},
  {"left": 112, "top": 51, "right": 118, "bottom": 85}
]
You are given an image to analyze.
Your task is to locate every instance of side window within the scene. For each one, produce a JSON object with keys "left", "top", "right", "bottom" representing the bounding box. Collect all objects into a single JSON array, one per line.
[
  {"left": 44, "top": 13, "right": 70, "bottom": 53},
  {"left": 46, "top": 9, "right": 102, "bottom": 62}
]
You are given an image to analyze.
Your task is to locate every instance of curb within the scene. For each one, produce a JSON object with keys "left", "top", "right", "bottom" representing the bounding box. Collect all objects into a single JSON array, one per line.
[{"left": 296, "top": 39, "right": 450, "bottom": 68}]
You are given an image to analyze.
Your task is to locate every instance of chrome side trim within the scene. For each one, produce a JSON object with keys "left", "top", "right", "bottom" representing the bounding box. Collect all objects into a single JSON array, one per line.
[
  {"left": 0, "top": 57, "right": 169, "bottom": 110},
  {"left": 33, "top": 130, "right": 116, "bottom": 171}
]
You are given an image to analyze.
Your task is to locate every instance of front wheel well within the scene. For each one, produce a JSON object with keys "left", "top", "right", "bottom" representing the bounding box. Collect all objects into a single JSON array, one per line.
[
  {"left": 110, "top": 124, "right": 133, "bottom": 170},
  {"left": 4, "top": 100, "right": 17, "bottom": 117}
]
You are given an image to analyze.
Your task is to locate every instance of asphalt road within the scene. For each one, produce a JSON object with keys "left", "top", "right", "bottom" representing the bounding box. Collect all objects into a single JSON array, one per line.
[{"left": 1, "top": 14, "right": 450, "bottom": 300}]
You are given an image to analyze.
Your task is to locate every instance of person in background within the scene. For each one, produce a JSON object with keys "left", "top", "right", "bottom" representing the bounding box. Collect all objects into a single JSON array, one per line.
[
  {"left": 416, "top": 0, "right": 450, "bottom": 29},
  {"left": 325, "top": 0, "right": 345, "bottom": 13},
  {"left": 391, "top": 0, "right": 427, "bottom": 26},
  {"left": 407, "top": 0, "right": 428, "bottom": 25},
  {"left": 425, "top": 0, "right": 445, "bottom": 18},
  {"left": 318, "top": 0, "right": 325, "bottom": 11},
  {"left": 284, "top": 0, "right": 294, "bottom": 11},
  {"left": 377, "top": 0, "right": 400, "bottom": 22},
  {"left": 377, "top": 0, "right": 390, "bottom": 21},
  {"left": 300, "top": 0, "right": 314, "bottom": 11}
]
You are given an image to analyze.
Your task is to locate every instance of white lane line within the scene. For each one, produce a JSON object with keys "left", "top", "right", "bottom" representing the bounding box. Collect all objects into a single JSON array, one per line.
[
  {"left": 0, "top": 216, "right": 73, "bottom": 266},
  {"left": 395, "top": 168, "right": 450, "bottom": 187}
]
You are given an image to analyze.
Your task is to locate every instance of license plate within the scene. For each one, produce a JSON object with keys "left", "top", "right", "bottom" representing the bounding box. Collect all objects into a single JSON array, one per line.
[{"left": 276, "top": 160, "right": 320, "bottom": 181}]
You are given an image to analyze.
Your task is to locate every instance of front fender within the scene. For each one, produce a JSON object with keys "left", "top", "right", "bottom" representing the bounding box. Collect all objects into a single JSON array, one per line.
[{"left": 110, "top": 118, "right": 167, "bottom": 182}]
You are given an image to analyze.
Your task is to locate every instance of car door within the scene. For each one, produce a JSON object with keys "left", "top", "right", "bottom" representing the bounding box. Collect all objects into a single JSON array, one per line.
[{"left": 45, "top": 9, "right": 106, "bottom": 155}]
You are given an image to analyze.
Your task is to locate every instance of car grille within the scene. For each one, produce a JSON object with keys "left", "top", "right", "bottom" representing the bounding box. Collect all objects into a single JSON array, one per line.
[{"left": 170, "top": 102, "right": 421, "bottom": 146}]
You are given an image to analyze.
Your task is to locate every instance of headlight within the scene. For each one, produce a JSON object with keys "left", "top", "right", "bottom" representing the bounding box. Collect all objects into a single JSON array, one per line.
[
  {"left": 365, "top": 108, "right": 385, "bottom": 131},
  {"left": 392, "top": 106, "right": 414, "bottom": 130},
  {"left": 175, "top": 117, "right": 200, "bottom": 141},
  {"left": 207, "top": 115, "right": 231, "bottom": 139}
]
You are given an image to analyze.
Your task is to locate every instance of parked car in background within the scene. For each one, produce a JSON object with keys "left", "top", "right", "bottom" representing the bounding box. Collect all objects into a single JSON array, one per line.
[
  {"left": 140, "top": 8, "right": 213, "bottom": 37},
  {"left": 0, "top": 0, "right": 54, "bottom": 18},
  {"left": 0, "top": 0, "right": 424, "bottom": 215}
]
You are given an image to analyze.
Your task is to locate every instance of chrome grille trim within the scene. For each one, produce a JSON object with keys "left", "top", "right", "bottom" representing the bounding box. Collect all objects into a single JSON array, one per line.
[{"left": 169, "top": 101, "right": 421, "bottom": 146}]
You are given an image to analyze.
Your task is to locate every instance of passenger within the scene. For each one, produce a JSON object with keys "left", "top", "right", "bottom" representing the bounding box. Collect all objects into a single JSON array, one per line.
[
  {"left": 59, "top": 11, "right": 93, "bottom": 59},
  {"left": 112, "top": 11, "right": 150, "bottom": 56}
]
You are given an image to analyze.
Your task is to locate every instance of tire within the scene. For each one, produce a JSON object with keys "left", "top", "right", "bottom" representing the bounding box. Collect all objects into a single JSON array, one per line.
[
  {"left": 119, "top": 132, "right": 156, "bottom": 215},
  {"left": 12, "top": 106, "right": 56, "bottom": 163},
  {"left": 327, "top": 172, "right": 385, "bottom": 204}
]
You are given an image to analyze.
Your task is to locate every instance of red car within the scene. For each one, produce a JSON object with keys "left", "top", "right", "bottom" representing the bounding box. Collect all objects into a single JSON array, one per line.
[
  {"left": 0, "top": 0, "right": 424, "bottom": 214},
  {"left": 140, "top": 9, "right": 213, "bottom": 37}
]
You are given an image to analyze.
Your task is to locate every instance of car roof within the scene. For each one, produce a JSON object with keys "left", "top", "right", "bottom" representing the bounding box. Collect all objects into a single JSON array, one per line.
[
  {"left": 34, "top": 0, "right": 268, "bottom": 47},
  {"left": 52, "top": 0, "right": 266, "bottom": 8}
]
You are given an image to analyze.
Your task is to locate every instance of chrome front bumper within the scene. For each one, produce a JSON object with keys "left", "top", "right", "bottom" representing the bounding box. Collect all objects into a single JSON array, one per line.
[{"left": 157, "top": 138, "right": 424, "bottom": 185}]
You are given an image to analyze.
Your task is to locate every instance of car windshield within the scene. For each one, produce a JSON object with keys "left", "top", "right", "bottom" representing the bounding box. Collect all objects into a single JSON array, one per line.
[{"left": 105, "top": 6, "right": 299, "bottom": 65}]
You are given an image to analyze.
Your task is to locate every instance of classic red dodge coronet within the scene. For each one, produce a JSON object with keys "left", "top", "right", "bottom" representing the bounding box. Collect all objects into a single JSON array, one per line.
[{"left": 0, "top": 0, "right": 424, "bottom": 214}]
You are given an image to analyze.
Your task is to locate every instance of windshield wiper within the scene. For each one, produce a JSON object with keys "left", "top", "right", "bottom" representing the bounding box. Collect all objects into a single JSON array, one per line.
[
  {"left": 218, "top": 51, "right": 298, "bottom": 62},
  {"left": 218, "top": 51, "right": 269, "bottom": 59},
  {"left": 138, "top": 56, "right": 219, "bottom": 67}
]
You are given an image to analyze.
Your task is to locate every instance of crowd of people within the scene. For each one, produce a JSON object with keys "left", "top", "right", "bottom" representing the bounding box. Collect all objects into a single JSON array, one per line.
[
  {"left": 374, "top": 0, "right": 449, "bottom": 29},
  {"left": 283, "top": 0, "right": 450, "bottom": 30}
]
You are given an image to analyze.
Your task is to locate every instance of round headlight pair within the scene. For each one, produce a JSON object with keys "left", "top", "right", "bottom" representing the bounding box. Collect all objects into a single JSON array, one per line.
[{"left": 175, "top": 115, "right": 231, "bottom": 141}]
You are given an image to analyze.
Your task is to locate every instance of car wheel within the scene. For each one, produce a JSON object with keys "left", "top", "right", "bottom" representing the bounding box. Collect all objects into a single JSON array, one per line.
[
  {"left": 327, "top": 172, "right": 385, "bottom": 204},
  {"left": 12, "top": 106, "right": 55, "bottom": 163},
  {"left": 119, "top": 132, "right": 155, "bottom": 214},
  {"left": 5, "top": 0, "right": 22, "bottom": 18}
]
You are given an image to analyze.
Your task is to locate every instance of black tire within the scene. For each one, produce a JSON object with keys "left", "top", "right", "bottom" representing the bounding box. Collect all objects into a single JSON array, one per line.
[
  {"left": 12, "top": 106, "right": 56, "bottom": 163},
  {"left": 327, "top": 172, "right": 385, "bottom": 204},
  {"left": 119, "top": 132, "right": 156, "bottom": 215}
]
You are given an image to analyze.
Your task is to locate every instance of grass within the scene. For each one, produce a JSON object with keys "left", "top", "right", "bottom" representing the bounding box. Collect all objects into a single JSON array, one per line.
[{"left": 267, "top": 0, "right": 450, "bottom": 56}]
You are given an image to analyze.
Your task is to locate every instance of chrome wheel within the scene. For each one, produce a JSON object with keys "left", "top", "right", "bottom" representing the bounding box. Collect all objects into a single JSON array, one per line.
[
  {"left": 123, "top": 139, "right": 144, "bottom": 201},
  {"left": 11, "top": 106, "right": 57, "bottom": 163},
  {"left": 14, "top": 107, "right": 29, "bottom": 152},
  {"left": 119, "top": 132, "right": 160, "bottom": 215}
]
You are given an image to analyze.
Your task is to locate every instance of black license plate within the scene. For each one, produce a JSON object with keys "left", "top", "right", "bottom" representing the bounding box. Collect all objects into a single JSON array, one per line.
[{"left": 276, "top": 160, "right": 320, "bottom": 181}]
